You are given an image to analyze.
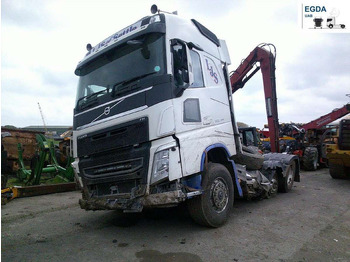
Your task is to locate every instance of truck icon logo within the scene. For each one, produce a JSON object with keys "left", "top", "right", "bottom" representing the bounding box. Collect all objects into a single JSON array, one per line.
[
  {"left": 313, "top": 17, "right": 323, "bottom": 28},
  {"left": 104, "top": 106, "right": 111, "bottom": 115},
  {"left": 327, "top": 17, "right": 346, "bottom": 29},
  {"left": 301, "top": 4, "right": 347, "bottom": 31}
]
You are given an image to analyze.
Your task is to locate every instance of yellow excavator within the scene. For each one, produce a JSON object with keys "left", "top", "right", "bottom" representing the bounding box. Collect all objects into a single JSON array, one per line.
[{"left": 326, "top": 119, "right": 350, "bottom": 179}]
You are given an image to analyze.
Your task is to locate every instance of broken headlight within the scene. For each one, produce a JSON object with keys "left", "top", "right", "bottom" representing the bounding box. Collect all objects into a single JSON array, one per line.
[{"left": 151, "top": 149, "right": 169, "bottom": 184}]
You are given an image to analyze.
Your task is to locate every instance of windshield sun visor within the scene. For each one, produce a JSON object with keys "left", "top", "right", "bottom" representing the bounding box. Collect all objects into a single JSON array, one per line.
[{"left": 75, "top": 15, "right": 166, "bottom": 76}]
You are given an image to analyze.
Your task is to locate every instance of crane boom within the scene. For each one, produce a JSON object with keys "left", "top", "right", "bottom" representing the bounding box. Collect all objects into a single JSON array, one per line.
[
  {"left": 301, "top": 103, "right": 350, "bottom": 131},
  {"left": 230, "top": 44, "right": 279, "bottom": 152},
  {"left": 37, "top": 102, "right": 48, "bottom": 134}
]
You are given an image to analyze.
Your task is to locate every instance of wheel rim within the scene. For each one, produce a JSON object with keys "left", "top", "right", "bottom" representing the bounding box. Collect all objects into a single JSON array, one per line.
[{"left": 210, "top": 177, "right": 229, "bottom": 213}]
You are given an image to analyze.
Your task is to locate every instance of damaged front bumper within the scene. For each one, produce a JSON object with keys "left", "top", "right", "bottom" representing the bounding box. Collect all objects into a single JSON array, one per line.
[{"left": 79, "top": 189, "right": 187, "bottom": 212}]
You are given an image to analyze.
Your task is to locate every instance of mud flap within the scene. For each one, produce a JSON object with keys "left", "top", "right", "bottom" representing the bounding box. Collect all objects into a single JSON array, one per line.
[{"left": 262, "top": 153, "right": 300, "bottom": 182}]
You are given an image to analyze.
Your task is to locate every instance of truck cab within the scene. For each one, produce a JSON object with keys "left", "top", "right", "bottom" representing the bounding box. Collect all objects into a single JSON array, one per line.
[{"left": 72, "top": 10, "right": 299, "bottom": 227}]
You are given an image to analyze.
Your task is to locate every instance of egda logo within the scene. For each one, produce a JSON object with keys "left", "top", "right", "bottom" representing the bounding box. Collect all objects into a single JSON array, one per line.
[
  {"left": 300, "top": 1, "right": 349, "bottom": 31},
  {"left": 304, "top": 6, "right": 327, "bottom": 17}
]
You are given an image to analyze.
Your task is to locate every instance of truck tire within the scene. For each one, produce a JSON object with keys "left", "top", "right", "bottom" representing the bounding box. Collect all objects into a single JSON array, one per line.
[
  {"left": 329, "top": 24, "right": 333, "bottom": 29},
  {"left": 187, "top": 163, "right": 234, "bottom": 227},
  {"left": 329, "top": 163, "right": 348, "bottom": 179},
  {"left": 278, "top": 161, "right": 296, "bottom": 193},
  {"left": 302, "top": 147, "right": 318, "bottom": 171},
  {"left": 231, "top": 146, "right": 264, "bottom": 170}
]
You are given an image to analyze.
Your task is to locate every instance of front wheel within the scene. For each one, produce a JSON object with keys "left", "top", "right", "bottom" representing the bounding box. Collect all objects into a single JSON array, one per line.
[
  {"left": 329, "top": 24, "right": 334, "bottom": 29},
  {"left": 187, "top": 163, "right": 234, "bottom": 227}
]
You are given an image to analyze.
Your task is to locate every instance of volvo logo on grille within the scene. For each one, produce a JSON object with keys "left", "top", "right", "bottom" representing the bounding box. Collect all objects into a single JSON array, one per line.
[{"left": 104, "top": 106, "right": 111, "bottom": 115}]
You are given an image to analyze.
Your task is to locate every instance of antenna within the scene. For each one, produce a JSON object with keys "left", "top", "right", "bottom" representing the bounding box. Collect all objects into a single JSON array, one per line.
[{"left": 37, "top": 102, "right": 48, "bottom": 134}]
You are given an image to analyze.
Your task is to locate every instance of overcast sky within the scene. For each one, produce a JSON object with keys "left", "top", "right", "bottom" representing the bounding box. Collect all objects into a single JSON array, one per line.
[{"left": 1, "top": 0, "right": 349, "bottom": 128}]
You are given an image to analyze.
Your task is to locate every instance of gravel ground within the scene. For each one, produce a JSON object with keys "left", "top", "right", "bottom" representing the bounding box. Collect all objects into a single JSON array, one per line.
[{"left": 2, "top": 168, "right": 350, "bottom": 262}]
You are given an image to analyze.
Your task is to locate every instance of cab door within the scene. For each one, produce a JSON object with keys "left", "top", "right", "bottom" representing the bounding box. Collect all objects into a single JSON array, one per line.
[{"left": 171, "top": 41, "right": 235, "bottom": 177}]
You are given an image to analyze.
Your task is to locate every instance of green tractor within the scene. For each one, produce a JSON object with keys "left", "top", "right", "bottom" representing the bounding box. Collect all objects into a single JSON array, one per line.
[{"left": 17, "top": 134, "right": 74, "bottom": 185}]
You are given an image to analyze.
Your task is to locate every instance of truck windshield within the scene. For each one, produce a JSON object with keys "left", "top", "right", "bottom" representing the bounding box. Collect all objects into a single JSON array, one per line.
[{"left": 75, "top": 33, "right": 165, "bottom": 109}]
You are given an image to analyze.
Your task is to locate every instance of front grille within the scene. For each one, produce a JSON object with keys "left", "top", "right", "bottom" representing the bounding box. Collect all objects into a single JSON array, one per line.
[
  {"left": 77, "top": 118, "right": 150, "bottom": 198},
  {"left": 79, "top": 141, "right": 150, "bottom": 186},
  {"left": 83, "top": 158, "right": 143, "bottom": 179},
  {"left": 77, "top": 117, "right": 149, "bottom": 157}
]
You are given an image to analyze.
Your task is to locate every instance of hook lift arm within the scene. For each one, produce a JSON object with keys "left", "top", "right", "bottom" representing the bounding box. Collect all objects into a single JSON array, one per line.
[{"left": 230, "top": 44, "right": 280, "bottom": 152}]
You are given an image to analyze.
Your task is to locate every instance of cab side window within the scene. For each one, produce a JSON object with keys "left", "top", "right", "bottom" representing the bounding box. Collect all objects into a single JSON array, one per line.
[{"left": 190, "top": 50, "right": 204, "bottom": 88}]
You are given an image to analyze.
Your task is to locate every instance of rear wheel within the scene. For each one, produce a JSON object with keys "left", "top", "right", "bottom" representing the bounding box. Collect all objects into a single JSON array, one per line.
[
  {"left": 187, "top": 163, "right": 234, "bottom": 227},
  {"left": 278, "top": 161, "right": 296, "bottom": 193},
  {"left": 303, "top": 147, "right": 318, "bottom": 171}
]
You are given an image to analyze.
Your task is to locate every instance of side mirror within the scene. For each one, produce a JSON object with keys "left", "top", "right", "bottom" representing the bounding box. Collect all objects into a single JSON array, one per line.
[{"left": 171, "top": 39, "right": 194, "bottom": 91}]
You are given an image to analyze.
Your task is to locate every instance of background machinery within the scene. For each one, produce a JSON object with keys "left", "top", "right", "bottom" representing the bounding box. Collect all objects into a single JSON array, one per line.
[
  {"left": 229, "top": 44, "right": 350, "bottom": 171},
  {"left": 279, "top": 104, "right": 350, "bottom": 170},
  {"left": 1, "top": 129, "right": 76, "bottom": 204},
  {"left": 17, "top": 134, "right": 74, "bottom": 186},
  {"left": 326, "top": 119, "right": 350, "bottom": 179}
]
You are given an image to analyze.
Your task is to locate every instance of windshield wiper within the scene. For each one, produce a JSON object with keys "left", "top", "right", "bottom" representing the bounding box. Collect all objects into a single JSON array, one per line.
[
  {"left": 77, "top": 89, "right": 108, "bottom": 109},
  {"left": 111, "top": 72, "right": 157, "bottom": 97}
]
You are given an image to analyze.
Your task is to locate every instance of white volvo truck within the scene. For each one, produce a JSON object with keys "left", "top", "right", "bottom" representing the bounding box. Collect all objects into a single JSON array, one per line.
[{"left": 72, "top": 6, "right": 299, "bottom": 227}]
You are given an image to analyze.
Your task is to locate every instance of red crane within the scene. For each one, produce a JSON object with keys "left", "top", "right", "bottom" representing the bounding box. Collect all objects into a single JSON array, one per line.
[
  {"left": 301, "top": 103, "right": 350, "bottom": 131},
  {"left": 230, "top": 44, "right": 279, "bottom": 152}
]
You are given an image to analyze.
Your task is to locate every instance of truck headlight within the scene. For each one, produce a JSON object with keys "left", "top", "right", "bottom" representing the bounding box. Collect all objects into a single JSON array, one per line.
[
  {"left": 71, "top": 159, "right": 83, "bottom": 189},
  {"left": 151, "top": 149, "right": 169, "bottom": 184}
]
